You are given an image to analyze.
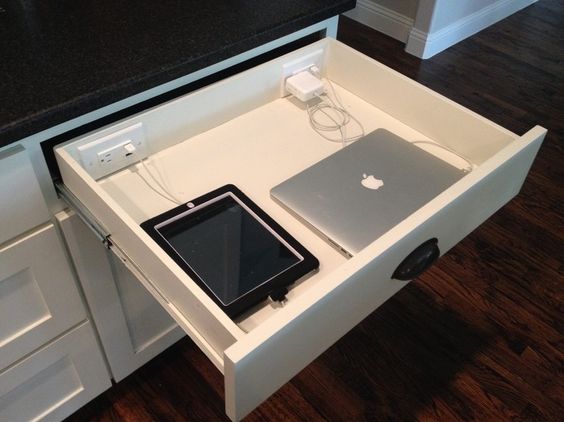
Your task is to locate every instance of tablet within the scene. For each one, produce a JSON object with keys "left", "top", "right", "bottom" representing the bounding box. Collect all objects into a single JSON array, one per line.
[{"left": 140, "top": 185, "right": 319, "bottom": 318}]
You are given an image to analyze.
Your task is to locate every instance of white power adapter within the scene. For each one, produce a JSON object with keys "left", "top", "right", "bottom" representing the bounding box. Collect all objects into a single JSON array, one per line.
[{"left": 285, "top": 70, "right": 325, "bottom": 102}]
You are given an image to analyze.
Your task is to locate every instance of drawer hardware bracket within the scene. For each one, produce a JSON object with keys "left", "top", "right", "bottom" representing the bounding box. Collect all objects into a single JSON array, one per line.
[
  {"left": 56, "top": 182, "right": 110, "bottom": 243},
  {"left": 56, "top": 182, "right": 171, "bottom": 304}
]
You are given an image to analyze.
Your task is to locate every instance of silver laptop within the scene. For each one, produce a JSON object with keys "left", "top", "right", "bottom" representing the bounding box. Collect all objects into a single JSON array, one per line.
[{"left": 270, "top": 129, "right": 467, "bottom": 256}]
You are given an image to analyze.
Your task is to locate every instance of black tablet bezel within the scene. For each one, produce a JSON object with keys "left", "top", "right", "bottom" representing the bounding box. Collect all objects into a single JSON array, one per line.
[{"left": 140, "top": 184, "right": 319, "bottom": 318}]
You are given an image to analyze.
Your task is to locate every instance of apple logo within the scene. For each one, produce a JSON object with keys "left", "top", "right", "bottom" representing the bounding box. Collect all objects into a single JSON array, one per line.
[{"left": 361, "top": 173, "right": 384, "bottom": 190}]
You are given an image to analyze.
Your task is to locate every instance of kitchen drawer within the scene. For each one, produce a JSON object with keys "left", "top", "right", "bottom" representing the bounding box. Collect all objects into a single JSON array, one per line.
[
  {"left": 0, "top": 224, "right": 86, "bottom": 370},
  {"left": 54, "top": 38, "right": 545, "bottom": 420},
  {"left": 0, "top": 145, "right": 50, "bottom": 245},
  {"left": 0, "top": 321, "right": 110, "bottom": 422}
]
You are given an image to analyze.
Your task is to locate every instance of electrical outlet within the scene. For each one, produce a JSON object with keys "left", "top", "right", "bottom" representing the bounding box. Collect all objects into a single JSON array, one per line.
[
  {"left": 77, "top": 122, "right": 148, "bottom": 180},
  {"left": 96, "top": 140, "right": 137, "bottom": 167},
  {"left": 280, "top": 48, "right": 325, "bottom": 97}
]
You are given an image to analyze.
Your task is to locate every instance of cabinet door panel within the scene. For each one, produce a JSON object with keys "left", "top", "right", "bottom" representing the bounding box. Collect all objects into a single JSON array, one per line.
[
  {"left": 0, "top": 322, "right": 110, "bottom": 422},
  {"left": 0, "top": 224, "right": 86, "bottom": 369},
  {"left": 57, "top": 211, "right": 184, "bottom": 381}
]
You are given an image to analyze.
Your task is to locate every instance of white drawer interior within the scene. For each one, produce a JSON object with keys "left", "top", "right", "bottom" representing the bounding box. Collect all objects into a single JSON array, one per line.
[
  {"left": 55, "top": 38, "right": 545, "bottom": 420},
  {"left": 93, "top": 85, "right": 475, "bottom": 332}
]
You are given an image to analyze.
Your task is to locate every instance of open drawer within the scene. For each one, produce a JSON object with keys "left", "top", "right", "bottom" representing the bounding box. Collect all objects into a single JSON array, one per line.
[{"left": 54, "top": 38, "right": 545, "bottom": 420}]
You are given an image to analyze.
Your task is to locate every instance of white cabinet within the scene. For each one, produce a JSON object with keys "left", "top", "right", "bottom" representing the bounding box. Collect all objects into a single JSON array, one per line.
[
  {"left": 57, "top": 210, "right": 185, "bottom": 381},
  {"left": 0, "top": 142, "right": 111, "bottom": 420},
  {"left": 0, "top": 321, "right": 110, "bottom": 422},
  {"left": 54, "top": 38, "right": 545, "bottom": 420}
]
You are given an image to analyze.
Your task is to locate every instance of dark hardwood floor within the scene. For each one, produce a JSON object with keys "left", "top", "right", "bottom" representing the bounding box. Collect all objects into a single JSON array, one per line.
[{"left": 67, "top": 1, "right": 563, "bottom": 421}]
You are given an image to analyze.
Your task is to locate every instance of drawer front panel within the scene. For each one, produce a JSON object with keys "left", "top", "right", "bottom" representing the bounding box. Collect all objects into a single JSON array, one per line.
[
  {"left": 0, "top": 322, "right": 110, "bottom": 422},
  {"left": 0, "top": 224, "right": 86, "bottom": 369},
  {"left": 0, "top": 145, "right": 50, "bottom": 245},
  {"left": 224, "top": 127, "right": 545, "bottom": 420}
]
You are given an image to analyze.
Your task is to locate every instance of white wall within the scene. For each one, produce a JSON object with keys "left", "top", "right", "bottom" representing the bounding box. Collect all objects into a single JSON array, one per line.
[
  {"left": 346, "top": 0, "right": 538, "bottom": 59},
  {"left": 406, "top": 0, "right": 537, "bottom": 58},
  {"left": 419, "top": 0, "right": 501, "bottom": 33}
]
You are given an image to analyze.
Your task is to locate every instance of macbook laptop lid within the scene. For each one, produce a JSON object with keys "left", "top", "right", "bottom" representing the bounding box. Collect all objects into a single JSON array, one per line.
[{"left": 270, "top": 129, "right": 467, "bottom": 256}]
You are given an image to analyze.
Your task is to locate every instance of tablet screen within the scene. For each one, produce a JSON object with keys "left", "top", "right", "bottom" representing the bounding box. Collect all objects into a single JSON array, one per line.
[{"left": 154, "top": 193, "right": 302, "bottom": 306}]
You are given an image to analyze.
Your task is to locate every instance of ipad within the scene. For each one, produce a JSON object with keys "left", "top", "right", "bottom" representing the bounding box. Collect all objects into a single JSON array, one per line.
[{"left": 141, "top": 185, "right": 319, "bottom": 318}]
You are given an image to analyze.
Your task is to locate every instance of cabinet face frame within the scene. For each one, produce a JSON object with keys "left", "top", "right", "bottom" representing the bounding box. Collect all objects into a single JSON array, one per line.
[{"left": 54, "top": 38, "right": 546, "bottom": 420}]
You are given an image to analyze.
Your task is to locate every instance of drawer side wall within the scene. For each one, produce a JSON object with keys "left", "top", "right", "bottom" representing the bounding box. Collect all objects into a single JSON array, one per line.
[{"left": 55, "top": 150, "right": 240, "bottom": 368}]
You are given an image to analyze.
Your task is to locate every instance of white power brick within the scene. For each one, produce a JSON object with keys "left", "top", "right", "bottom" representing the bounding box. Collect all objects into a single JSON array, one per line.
[
  {"left": 280, "top": 48, "right": 325, "bottom": 97},
  {"left": 285, "top": 71, "right": 325, "bottom": 102}
]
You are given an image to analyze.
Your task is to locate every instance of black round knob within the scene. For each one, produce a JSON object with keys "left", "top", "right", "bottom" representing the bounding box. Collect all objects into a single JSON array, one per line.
[{"left": 392, "top": 238, "right": 440, "bottom": 281}]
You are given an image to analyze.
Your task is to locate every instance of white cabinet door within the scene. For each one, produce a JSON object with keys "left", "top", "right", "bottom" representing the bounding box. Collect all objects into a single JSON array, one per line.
[
  {"left": 0, "top": 321, "right": 110, "bottom": 422},
  {"left": 57, "top": 210, "right": 185, "bottom": 381},
  {"left": 0, "top": 145, "right": 50, "bottom": 245},
  {"left": 0, "top": 224, "right": 86, "bottom": 369}
]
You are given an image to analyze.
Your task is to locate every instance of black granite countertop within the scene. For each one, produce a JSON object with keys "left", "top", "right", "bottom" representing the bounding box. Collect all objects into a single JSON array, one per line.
[{"left": 0, "top": 0, "right": 354, "bottom": 148}]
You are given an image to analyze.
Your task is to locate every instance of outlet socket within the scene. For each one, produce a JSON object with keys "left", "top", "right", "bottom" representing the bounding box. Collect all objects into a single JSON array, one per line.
[
  {"left": 280, "top": 48, "right": 325, "bottom": 97},
  {"left": 77, "top": 122, "right": 148, "bottom": 180}
]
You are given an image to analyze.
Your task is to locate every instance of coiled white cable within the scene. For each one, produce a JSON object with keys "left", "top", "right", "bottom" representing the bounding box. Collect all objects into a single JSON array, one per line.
[{"left": 306, "top": 79, "right": 365, "bottom": 148}]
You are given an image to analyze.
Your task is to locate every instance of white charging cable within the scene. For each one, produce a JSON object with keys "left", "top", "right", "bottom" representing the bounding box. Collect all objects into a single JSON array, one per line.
[
  {"left": 286, "top": 68, "right": 364, "bottom": 148},
  {"left": 411, "top": 140, "right": 475, "bottom": 172},
  {"left": 137, "top": 158, "right": 183, "bottom": 205},
  {"left": 307, "top": 79, "right": 365, "bottom": 148}
]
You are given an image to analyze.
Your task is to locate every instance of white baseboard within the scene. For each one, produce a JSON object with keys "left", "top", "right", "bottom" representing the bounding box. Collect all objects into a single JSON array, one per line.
[
  {"left": 406, "top": 0, "right": 537, "bottom": 59},
  {"left": 344, "top": 0, "right": 414, "bottom": 43}
]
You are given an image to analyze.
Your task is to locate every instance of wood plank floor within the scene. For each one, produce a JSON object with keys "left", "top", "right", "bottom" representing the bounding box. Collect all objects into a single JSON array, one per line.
[{"left": 66, "top": 2, "right": 563, "bottom": 421}]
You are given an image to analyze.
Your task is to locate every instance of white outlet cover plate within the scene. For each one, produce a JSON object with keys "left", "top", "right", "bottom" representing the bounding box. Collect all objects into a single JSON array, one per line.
[
  {"left": 77, "top": 122, "right": 148, "bottom": 180},
  {"left": 280, "top": 48, "right": 325, "bottom": 97}
]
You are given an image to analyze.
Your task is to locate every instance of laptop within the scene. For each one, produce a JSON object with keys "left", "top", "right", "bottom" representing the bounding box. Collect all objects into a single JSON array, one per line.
[{"left": 270, "top": 129, "right": 467, "bottom": 256}]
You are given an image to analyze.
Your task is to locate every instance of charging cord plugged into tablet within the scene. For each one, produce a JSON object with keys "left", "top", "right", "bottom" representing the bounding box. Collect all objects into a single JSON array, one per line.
[
  {"left": 132, "top": 158, "right": 184, "bottom": 205},
  {"left": 269, "top": 287, "right": 289, "bottom": 305}
]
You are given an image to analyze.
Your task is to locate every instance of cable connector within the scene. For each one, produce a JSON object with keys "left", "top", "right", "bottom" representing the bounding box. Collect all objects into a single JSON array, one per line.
[
  {"left": 123, "top": 142, "right": 136, "bottom": 156},
  {"left": 309, "top": 65, "right": 321, "bottom": 77},
  {"left": 285, "top": 70, "right": 325, "bottom": 102}
]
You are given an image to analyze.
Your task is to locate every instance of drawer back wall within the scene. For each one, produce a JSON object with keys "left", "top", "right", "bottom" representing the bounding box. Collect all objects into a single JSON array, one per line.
[{"left": 59, "top": 42, "right": 330, "bottom": 168}]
